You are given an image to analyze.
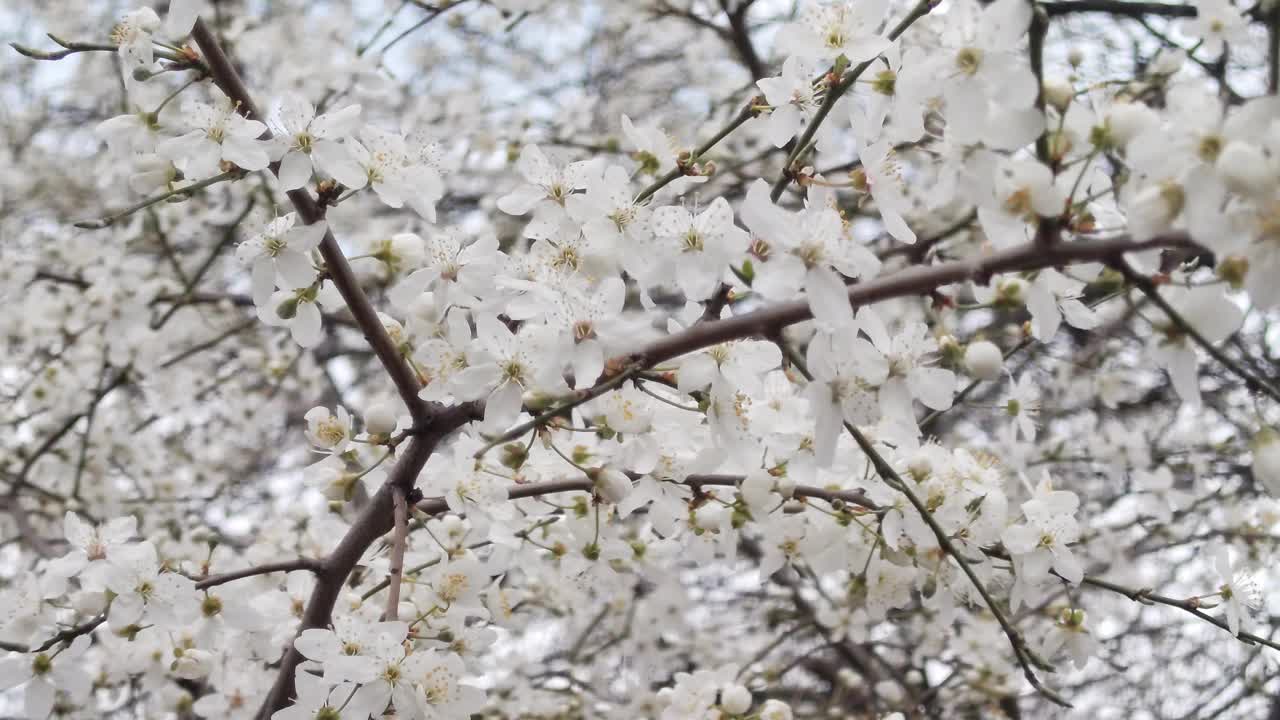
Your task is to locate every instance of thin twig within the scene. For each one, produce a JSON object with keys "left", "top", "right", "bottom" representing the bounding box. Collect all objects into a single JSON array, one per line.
[
  {"left": 195, "top": 558, "right": 323, "bottom": 590},
  {"left": 1116, "top": 261, "right": 1280, "bottom": 404},
  {"left": 383, "top": 488, "right": 410, "bottom": 621}
]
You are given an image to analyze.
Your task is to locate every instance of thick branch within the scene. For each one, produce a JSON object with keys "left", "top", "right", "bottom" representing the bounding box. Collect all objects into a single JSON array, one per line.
[
  {"left": 630, "top": 234, "right": 1197, "bottom": 371},
  {"left": 1041, "top": 0, "right": 1196, "bottom": 17}
]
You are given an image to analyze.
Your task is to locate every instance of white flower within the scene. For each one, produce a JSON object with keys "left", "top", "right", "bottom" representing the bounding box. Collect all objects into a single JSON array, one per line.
[
  {"left": 269, "top": 94, "right": 362, "bottom": 191},
  {"left": 336, "top": 127, "right": 445, "bottom": 221},
  {"left": 1025, "top": 268, "right": 1100, "bottom": 342},
  {"left": 1213, "top": 543, "right": 1262, "bottom": 637},
  {"left": 1179, "top": 0, "right": 1248, "bottom": 57},
  {"left": 405, "top": 650, "right": 486, "bottom": 718},
  {"left": 1041, "top": 607, "right": 1097, "bottom": 670},
  {"left": 305, "top": 406, "right": 353, "bottom": 454},
  {"left": 454, "top": 314, "right": 565, "bottom": 430},
  {"left": 1146, "top": 285, "right": 1242, "bottom": 406},
  {"left": 804, "top": 328, "right": 889, "bottom": 466},
  {"left": 775, "top": 1, "right": 891, "bottom": 64},
  {"left": 978, "top": 158, "right": 1066, "bottom": 248},
  {"left": 158, "top": 95, "right": 270, "bottom": 178},
  {"left": 1004, "top": 374, "right": 1041, "bottom": 441},
  {"left": 235, "top": 213, "right": 326, "bottom": 306},
  {"left": 109, "top": 8, "right": 161, "bottom": 68},
  {"left": 854, "top": 140, "right": 916, "bottom": 244},
  {"left": 103, "top": 541, "right": 196, "bottom": 627},
  {"left": 497, "top": 144, "right": 598, "bottom": 216},
  {"left": 259, "top": 280, "right": 342, "bottom": 348},
  {"left": 756, "top": 56, "right": 824, "bottom": 148},
  {"left": 0, "top": 635, "right": 93, "bottom": 719},
  {"left": 1001, "top": 475, "right": 1083, "bottom": 585},
  {"left": 271, "top": 670, "right": 357, "bottom": 720},
  {"left": 636, "top": 197, "right": 748, "bottom": 301}
]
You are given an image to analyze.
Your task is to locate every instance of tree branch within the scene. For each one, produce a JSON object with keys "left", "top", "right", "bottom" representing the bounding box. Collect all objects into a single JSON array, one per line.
[
  {"left": 194, "top": 558, "right": 323, "bottom": 590},
  {"left": 189, "top": 19, "right": 427, "bottom": 420},
  {"left": 1041, "top": 0, "right": 1196, "bottom": 17},
  {"left": 629, "top": 233, "right": 1197, "bottom": 371}
]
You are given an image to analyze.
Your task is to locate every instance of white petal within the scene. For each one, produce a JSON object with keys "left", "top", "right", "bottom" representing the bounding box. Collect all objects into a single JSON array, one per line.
[
  {"left": 277, "top": 150, "right": 313, "bottom": 191},
  {"left": 165, "top": 0, "right": 201, "bottom": 37},
  {"left": 221, "top": 136, "right": 269, "bottom": 171},
  {"left": 313, "top": 140, "right": 368, "bottom": 189},
  {"left": 805, "top": 266, "right": 853, "bottom": 330},
  {"left": 291, "top": 303, "right": 323, "bottom": 347},
  {"left": 276, "top": 250, "right": 317, "bottom": 289}
]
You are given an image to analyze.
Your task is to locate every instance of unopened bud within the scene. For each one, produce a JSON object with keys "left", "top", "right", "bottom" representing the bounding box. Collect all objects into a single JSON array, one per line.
[
  {"left": 964, "top": 340, "right": 1003, "bottom": 381},
  {"left": 363, "top": 402, "right": 398, "bottom": 436},
  {"left": 596, "top": 468, "right": 632, "bottom": 504},
  {"left": 1043, "top": 80, "right": 1073, "bottom": 113}
]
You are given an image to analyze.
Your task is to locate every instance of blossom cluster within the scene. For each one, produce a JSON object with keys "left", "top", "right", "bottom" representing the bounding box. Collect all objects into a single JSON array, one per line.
[{"left": 2, "top": 0, "right": 1279, "bottom": 717}]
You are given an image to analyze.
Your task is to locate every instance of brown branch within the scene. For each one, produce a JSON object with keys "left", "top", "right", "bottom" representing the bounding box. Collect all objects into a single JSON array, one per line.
[
  {"left": 189, "top": 19, "right": 426, "bottom": 421},
  {"left": 194, "top": 558, "right": 323, "bottom": 590},
  {"left": 253, "top": 399, "right": 479, "bottom": 719},
  {"left": 1041, "top": 0, "right": 1196, "bottom": 17},
  {"left": 629, "top": 233, "right": 1197, "bottom": 371},
  {"left": 413, "top": 474, "right": 878, "bottom": 516}
]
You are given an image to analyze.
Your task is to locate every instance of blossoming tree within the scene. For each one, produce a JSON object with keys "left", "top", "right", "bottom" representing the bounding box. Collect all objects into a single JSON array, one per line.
[{"left": 3, "top": 0, "right": 1280, "bottom": 717}]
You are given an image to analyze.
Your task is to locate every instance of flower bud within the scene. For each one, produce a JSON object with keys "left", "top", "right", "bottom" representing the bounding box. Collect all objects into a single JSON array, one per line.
[
  {"left": 720, "top": 684, "right": 752, "bottom": 714},
  {"left": 774, "top": 474, "right": 796, "bottom": 499},
  {"left": 1067, "top": 48, "right": 1084, "bottom": 68},
  {"left": 596, "top": 468, "right": 632, "bottom": 504},
  {"left": 693, "top": 504, "right": 726, "bottom": 532},
  {"left": 363, "top": 402, "right": 398, "bottom": 436},
  {"left": 1043, "top": 80, "right": 1073, "bottom": 113},
  {"left": 759, "top": 699, "right": 793, "bottom": 720},
  {"left": 500, "top": 442, "right": 528, "bottom": 470},
  {"left": 439, "top": 515, "right": 466, "bottom": 539},
  {"left": 1251, "top": 429, "right": 1280, "bottom": 498},
  {"left": 964, "top": 340, "right": 1003, "bottom": 381}
]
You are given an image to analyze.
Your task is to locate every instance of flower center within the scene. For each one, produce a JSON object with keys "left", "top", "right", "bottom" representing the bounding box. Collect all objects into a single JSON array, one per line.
[{"left": 956, "top": 47, "right": 983, "bottom": 76}]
